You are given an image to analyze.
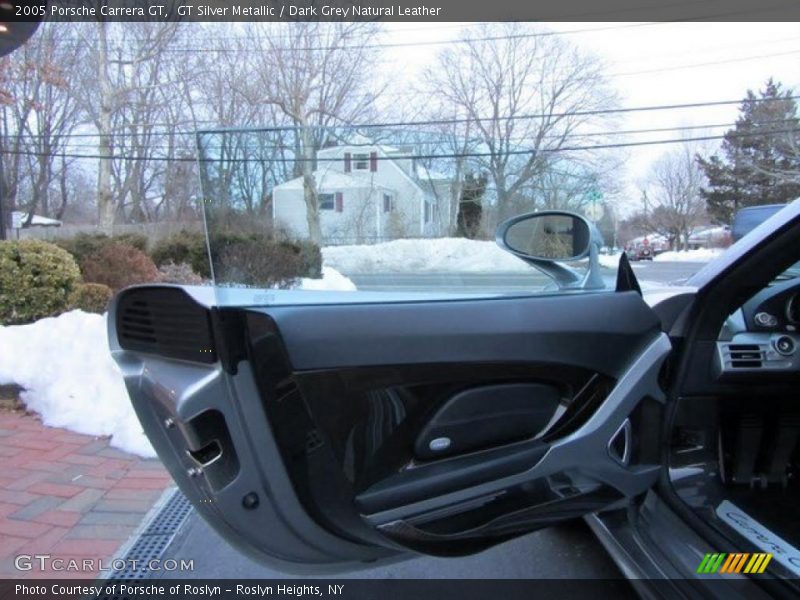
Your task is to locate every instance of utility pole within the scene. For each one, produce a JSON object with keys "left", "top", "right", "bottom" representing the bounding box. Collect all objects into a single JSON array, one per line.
[{"left": 0, "top": 155, "right": 6, "bottom": 241}]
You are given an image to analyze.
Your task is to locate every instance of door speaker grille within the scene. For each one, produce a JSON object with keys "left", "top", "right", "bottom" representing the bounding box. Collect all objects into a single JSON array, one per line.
[{"left": 116, "top": 287, "right": 216, "bottom": 364}]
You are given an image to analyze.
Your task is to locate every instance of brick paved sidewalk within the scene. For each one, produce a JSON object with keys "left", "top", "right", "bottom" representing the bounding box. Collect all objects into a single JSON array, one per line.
[{"left": 0, "top": 411, "right": 173, "bottom": 579}]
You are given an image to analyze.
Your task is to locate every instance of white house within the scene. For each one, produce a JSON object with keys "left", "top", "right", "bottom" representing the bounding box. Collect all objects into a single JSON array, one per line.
[{"left": 272, "top": 141, "right": 451, "bottom": 243}]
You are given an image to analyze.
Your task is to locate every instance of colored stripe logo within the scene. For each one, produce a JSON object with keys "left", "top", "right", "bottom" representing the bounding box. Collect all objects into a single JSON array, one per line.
[{"left": 697, "top": 553, "right": 772, "bottom": 574}]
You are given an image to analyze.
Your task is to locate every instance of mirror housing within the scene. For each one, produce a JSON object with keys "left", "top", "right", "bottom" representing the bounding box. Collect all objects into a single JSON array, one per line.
[
  {"left": 496, "top": 211, "right": 605, "bottom": 290},
  {"left": 500, "top": 212, "right": 591, "bottom": 261},
  {"left": 0, "top": 6, "right": 42, "bottom": 59}
]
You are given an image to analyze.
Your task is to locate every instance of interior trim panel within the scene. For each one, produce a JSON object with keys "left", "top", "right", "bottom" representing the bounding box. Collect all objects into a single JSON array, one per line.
[
  {"left": 109, "top": 285, "right": 668, "bottom": 566},
  {"left": 264, "top": 291, "right": 660, "bottom": 378}
]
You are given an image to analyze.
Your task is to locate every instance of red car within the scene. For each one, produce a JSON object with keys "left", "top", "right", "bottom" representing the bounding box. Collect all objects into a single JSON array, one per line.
[{"left": 626, "top": 242, "right": 654, "bottom": 261}]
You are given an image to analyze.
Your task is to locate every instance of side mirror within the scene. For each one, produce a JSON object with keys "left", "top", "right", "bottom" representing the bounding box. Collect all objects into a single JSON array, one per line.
[
  {"left": 498, "top": 212, "right": 592, "bottom": 261},
  {"left": 496, "top": 211, "right": 604, "bottom": 290},
  {"left": 0, "top": 5, "right": 42, "bottom": 59}
]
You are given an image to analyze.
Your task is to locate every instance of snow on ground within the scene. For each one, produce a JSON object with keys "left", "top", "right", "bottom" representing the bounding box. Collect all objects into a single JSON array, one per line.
[
  {"left": 0, "top": 311, "right": 154, "bottom": 458},
  {"left": 324, "top": 238, "right": 542, "bottom": 274},
  {"left": 324, "top": 238, "right": 627, "bottom": 275},
  {"left": 598, "top": 253, "right": 623, "bottom": 270},
  {"left": 654, "top": 248, "right": 724, "bottom": 262},
  {"left": 297, "top": 266, "right": 356, "bottom": 291},
  {"left": 0, "top": 267, "right": 355, "bottom": 459}
]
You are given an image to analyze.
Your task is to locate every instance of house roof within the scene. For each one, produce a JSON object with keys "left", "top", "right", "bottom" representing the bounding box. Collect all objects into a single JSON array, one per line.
[
  {"left": 318, "top": 141, "right": 402, "bottom": 157},
  {"left": 317, "top": 139, "right": 450, "bottom": 181},
  {"left": 11, "top": 211, "right": 62, "bottom": 227},
  {"left": 274, "top": 168, "right": 394, "bottom": 193}
]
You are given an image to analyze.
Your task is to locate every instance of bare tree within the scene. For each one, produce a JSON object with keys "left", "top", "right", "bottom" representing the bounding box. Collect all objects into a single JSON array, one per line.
[
  {"left": 27, "top": 32, "right": 85, "bottom": 222},
  {"left": 0, "top": 23, "right": 86, "bottom": 230},
  {"left": 0, "top": 56, "right": 32, "bottom": 234},
  {"left": 642, "top": 145, "right": 707, "bottom": 251},
  {"left": 192, "top": 30, "right": 283, "bottom": 226},
  {"left": 247, "top": 23, "right": 384, "bottom": 244},
  {"left": 79, "top": 21, "right": 183, "bottom": 231},
  {"left": 424, "top": 23, "right": 617, "bottom": 221},
  {"left": 417, "top": 115, "right": 481, "bottom": 235}
]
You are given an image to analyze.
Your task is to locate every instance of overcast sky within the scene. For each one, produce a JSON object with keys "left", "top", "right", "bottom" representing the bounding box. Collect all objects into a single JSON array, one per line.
[{"left": 380, "top": 22, "right": 800, "bottom": 214}]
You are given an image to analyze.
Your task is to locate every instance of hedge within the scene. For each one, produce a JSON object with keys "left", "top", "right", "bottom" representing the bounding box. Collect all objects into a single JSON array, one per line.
[
  {"left": 56, "top": 232, "right": 148, "bottom": 269},
  {"left": 0, "top": 240, "right": 82, "bottom": 325},
  {"left": 68, "top": 282, "right": 113, "bottom": 314},
  {"left": 152, "top": 230, "right": 322, "bottom": 285},
  {"left": 80, "top": 242, "right": 161, "bottom": 291},
  {"left": 150, "top": 230, "right": 209, "bottom": 278}
]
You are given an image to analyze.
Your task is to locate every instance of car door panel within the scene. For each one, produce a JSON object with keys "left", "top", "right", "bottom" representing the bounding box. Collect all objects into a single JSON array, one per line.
[
  {"left": 412, "top": 383, "right": 561, "bottom": 460},
  {"left": 265, "top": 291, "right": 659, "bottom": 374},
  {"left": 109, "top": 286, "right": 669, "bottom": 570}
]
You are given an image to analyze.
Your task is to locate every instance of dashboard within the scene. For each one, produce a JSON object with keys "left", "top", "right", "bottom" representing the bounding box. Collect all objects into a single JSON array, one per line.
[{"left": 716, "top": 278, "right": 800, "bottom": 377}]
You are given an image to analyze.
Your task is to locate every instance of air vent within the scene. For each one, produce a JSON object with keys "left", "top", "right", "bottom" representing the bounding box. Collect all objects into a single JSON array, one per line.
[
  {"left": 116, "top": 288, "right": 216, "bottom": 363},
  {"left": 726, "top": 344, "right": 764, "bottom": 369}
]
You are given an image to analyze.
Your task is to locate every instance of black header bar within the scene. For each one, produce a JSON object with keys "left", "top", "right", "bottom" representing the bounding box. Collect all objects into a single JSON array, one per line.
[{"left": 15, "top": 0, "right": 800, "bottom": 22}]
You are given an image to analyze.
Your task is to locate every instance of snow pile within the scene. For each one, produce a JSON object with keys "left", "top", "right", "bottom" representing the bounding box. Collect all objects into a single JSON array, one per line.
[
  {"left": 297, "top": 266, "right": 357, "bottom": 291},
  {"left": 0, "top": 311, "right": 155, "bottom": 458},
  {"left": 0, "top": 268, "right": 356, "bottom": 460},
  {"left": 598, "top": 253, "right": 623, "bottom": 269},
  {"left": 324, "top": 238, "right": 625, "bottom": 274},
  {"left": 654, "top": 248, "right": 724, "bottom": 263},
  {"left": 323, "top": 238, "right": 534, "bottom": 274}
]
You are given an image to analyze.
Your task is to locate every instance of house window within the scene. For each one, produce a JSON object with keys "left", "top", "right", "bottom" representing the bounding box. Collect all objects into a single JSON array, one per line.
[
  {"left": 383, "top": 194, "right": 394, "bottom": 213},
  {"left": 353, "top": 153, "right": 369, "bottom": 170},
  {"left": 319, "top": 193, "right": 335, "bottom": 210}
]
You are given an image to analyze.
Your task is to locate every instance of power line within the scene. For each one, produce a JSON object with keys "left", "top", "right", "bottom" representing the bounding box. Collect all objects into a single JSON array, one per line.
[
  {"left": 92, "top": 118, "right": 792, "bottom": 153},
  {"left": 10, "top": 92, "right": 779, "bottom": 144},
  {"left": 55, "top": 21, "right": 654, "bottom": 44},
  {"left": 54, "top": 22, "right": 664, "bottom": 53},
  {"left": 612, "top": 48, "right": 800, "bottom": 77},
  {"left": 4, "top": 127, "right": 798, "bottom": 163},
  {"left": 57, "top": 27, "right": 800, "bottom": 78},
  {"left": 89, "top": 28, "right": 797, "bottom": 55},
  {"left": 199, "top": 95, "right": 800, "bottom": 132},
  {"left": 56, "top": 37, "right": 800, "bottom": 99},
  {"left": 9, "top": 107, "right": 799, "bottom": 153},
  {"left": 52, "top": 5, "right": 798, "bottom": 54}
]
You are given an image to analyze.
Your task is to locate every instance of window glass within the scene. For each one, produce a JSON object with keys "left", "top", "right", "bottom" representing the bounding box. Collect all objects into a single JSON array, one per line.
[
  {"left": 319, "top": 193, "right": 335, "bottom": 210},
  {"left": 353, "top": 153, "right": 369, "bottom": 170},
  {"left": 194, "top": 125, "right": 693, "bottom": 305}
]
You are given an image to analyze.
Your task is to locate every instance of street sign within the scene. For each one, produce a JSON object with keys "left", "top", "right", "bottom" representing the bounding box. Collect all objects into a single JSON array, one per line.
[
  {"left": 585, "top": 188, "right": 604, "bottom": 222},
  {"left": 11, "top": 212, "right": 22, "bottom": 229},
  {"left": 585, "top": 202, "right": 604, "bottom": 222}
]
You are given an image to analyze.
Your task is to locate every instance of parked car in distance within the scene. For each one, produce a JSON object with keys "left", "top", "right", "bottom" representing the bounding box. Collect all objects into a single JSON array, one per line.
[
  {"left": 731, "top": 204, "right": 786, "bottom": 241},
  {"left": 626, "top": 243, "right": 653, "bottom": 261},
  {"left": 626, "top": 234, "right": 670, "bottom": 261},
  {"left": 687, "top": 225, "right": 731, "bottom": 250}
]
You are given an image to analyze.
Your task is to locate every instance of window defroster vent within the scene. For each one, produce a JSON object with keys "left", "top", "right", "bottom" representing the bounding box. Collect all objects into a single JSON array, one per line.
[
  {"left": 116, "top": 288, "right": 217, "bottom": 364},
  {"left": 724, "top": 344, "right": 764, "bottom": 369}
]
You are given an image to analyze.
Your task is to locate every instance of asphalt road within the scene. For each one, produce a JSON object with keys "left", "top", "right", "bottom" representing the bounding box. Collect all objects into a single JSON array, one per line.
[
  {"left": 629, "top": 260, "right": 708, "bottom": 285},
  {"left": 153, "top": 511, "right": 633, "bottom": 584},
  {"left": 345, "top": 260, "right": 705, "bottom": 293}
]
